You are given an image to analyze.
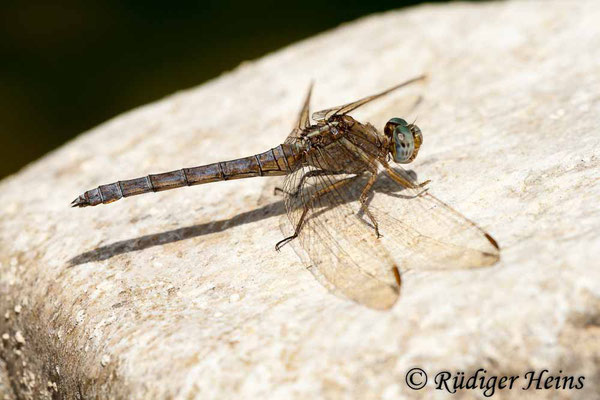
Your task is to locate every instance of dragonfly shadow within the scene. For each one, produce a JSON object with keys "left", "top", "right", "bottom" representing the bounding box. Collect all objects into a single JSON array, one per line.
[
  {"left": 68, "top": 200, "right": 286, "bottom": 266},
  {"left": 68, "top": 169, "right": 418, "bottom": 267}
]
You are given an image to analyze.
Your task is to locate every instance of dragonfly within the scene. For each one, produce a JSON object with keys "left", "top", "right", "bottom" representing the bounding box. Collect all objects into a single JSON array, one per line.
[{"left": 72, "top": 75, "right": 500, "bottom": 310}]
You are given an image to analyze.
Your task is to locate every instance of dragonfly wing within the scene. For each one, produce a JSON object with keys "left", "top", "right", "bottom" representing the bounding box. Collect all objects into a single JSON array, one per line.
[
  {"left": 279, "top": 115, "right": 499, "bottom": 309},
  {"left": 325, "top": 120, "right": 499, "bottom": 270},
  {"left": 297, "top": 82, "right": 313, "bottom": 130},
  {"left": 365, "top": 165, "right": 500, "bottom": 271},
  {"left": 285, "top": 82, "right": 313, "bottom": 144},
  {"left": 311, "top": 75, "right": 426, "bottom": 121},
  {"left": 281, "top": 142, "right": 402, "bottom": 310}
]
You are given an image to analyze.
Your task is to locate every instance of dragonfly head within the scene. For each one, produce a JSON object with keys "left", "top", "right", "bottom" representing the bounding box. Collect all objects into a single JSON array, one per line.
[{"left": 384, "top": 117, "right": 422, "bottom": 164}]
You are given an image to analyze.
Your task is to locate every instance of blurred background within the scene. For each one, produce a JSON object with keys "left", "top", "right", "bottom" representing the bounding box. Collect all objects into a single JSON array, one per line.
[{"left": 0, "top": 0, "right": 481, "bottom": 179}]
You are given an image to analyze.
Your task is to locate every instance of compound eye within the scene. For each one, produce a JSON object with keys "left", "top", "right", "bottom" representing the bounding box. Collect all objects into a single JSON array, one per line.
[
  {"left": 395, "top": 124, "right": 411, "bottom": 144},
  {"left": 384, "top": 117, "right": 408, "bottom": 138},
  {"left": 392, "top": 123, "right": 416, "bottom": 164},
  {"left": 409, "top": 124, "right": 423, "bottom": 149}
]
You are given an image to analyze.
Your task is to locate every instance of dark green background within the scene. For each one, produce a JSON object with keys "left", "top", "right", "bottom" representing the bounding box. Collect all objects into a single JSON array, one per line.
[{"left": 0, "top": 1, "right": 480, "bottom": 179}]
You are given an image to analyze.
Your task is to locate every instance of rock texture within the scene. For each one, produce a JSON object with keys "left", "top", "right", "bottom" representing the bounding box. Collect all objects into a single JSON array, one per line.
[
  {"left": 1, "top": 1, "right": 600, "bottom": 398},
  {"left": 0, "top": 358, "right": 15, "bottom": 400}
]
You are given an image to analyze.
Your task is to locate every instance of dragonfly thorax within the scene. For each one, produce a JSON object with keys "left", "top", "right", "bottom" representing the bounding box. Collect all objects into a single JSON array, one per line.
[
  {"left": 384, "top": 117, "right": 422, "bottom": 164},
  {"left": 302, "top": 118, "right": 347, "bottom": 148}
]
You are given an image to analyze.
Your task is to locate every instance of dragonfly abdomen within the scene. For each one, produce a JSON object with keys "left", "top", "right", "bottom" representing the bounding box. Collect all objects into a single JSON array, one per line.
[{"left": 71, "top": 144, "right": 301, "bottom": 207}]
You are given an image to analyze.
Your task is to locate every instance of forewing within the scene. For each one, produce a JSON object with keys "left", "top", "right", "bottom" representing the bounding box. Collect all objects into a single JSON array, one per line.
[
  {"left": 285, "top": 82, "right": 313, "bottom": 144},
  {"left": 280, "top": 143, "right": 401, "bottom": 310},
  {"left": 366, "top": 167, "right": 500, "bottom": 271},
  {"left": 312, "top": 75, "right": 426, "bottom": 121}
]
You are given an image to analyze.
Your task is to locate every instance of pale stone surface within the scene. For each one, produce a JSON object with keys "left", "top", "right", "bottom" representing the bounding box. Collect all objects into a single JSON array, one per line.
[
  {"left": 0, "top": 358, "right": 16, "bottom": 400},
  {"left": 1, "top": 1, "right": 600, "bottom": 398}
]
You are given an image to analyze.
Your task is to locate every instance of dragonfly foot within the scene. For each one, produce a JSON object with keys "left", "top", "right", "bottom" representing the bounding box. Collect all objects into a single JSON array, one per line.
[
  {"left": 274, "top": 187, "right": 299, "bottom": 197},
  {"left": 418, "top": 179, "right": 431, "bottom": 188},
  {"left": 275, "top": 235, "right": 297, "bottom": 251}
]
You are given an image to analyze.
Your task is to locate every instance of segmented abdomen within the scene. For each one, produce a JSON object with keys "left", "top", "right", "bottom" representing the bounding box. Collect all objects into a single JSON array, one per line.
[{"left": 71, "top": 143, "right": 301, "bottom": 207}]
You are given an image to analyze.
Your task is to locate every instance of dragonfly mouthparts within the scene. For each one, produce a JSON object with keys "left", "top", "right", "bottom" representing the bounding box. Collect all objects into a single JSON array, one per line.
[{"left": 71, "top": 195, "right": 90, "bottom": 208}]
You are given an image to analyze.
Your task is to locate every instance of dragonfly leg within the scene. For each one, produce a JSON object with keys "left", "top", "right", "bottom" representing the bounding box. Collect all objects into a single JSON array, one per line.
[
  {"left": 275, "top": 175, "right": 360, "bottom": 251},
  {"left": 418, "top": 179, "right": 431, "bottom": 188},
  {"left": 383, "top": 164, "right": 433, "bottom": 190},
  {"left": 358, "top": 172, "right": 381, "bottom": 238},
  {"left": 273, "top": 169, "right": 342, "bottom": 197}
]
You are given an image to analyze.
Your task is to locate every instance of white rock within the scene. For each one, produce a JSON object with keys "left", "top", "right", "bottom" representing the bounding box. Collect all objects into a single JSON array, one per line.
[
  {"left": 101, "top": 354, "right": 110, "bottom": 367},
  {"left": 1, "top": 1, "right": 599, "bottom": 398},
  {"left": 14, "top": 332, "right": 24, "bottom": 345}
]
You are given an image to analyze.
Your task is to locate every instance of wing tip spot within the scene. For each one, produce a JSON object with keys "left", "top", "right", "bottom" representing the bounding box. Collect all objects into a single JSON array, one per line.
[
  {"left": 392, "top": 266, "right": 402, "bottom": 288},
  {"left": 484, "top": 233, "right": 500, "bottom": 250}
]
